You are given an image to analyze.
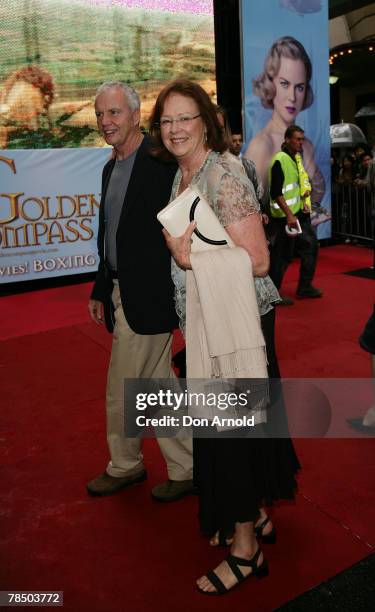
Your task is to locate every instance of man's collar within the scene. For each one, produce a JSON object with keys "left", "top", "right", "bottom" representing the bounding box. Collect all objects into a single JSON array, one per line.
[
  {"left": 114, "top": 132, "right": 144, "bottom": 161},
  {"left": 281, "top": 144, "right": 297, "bottom": 162}
]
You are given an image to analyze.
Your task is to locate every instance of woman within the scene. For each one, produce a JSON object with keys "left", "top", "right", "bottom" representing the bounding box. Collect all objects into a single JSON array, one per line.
[
  {"left": 150, "top": 79, "right": 299, "bottom": 595},
  {"left": 244, "top": 36, "right": 325, "bottom": 209},
  {"left": 337, "top": 154, "right": 355, "bottom": 185}
]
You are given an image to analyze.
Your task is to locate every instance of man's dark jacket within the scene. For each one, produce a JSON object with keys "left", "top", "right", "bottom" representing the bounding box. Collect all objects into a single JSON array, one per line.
[{"left": 91, "top": 136, "right": 179, "bottom": 334}]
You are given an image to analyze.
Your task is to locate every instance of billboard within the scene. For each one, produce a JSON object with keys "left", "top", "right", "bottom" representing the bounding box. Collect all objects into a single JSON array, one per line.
[
  {"left": 0, "top": 0, "right": 215, "bottom": 282},
  {"left": 0, "top": 0, "right": 215, "bottom": 149},
  {"left": 0, "top": 148, "right": 108, "bottom": 282},
  {"left": 241, "top": 0, "right": 331, "bottom": 238}
]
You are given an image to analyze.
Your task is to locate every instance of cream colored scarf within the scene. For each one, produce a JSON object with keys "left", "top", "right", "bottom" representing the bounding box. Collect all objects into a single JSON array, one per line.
[{"left": 185, "top": 246, "right": 268, "bottom": 427}]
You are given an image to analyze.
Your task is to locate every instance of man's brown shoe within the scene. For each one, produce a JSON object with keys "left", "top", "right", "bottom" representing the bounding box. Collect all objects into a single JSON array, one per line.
[
  {"left": 87, "top": 469, "right": 147, "bottom": 497},
  {"left": 151, "top": 479, "right": 197, "bottom": 502}
]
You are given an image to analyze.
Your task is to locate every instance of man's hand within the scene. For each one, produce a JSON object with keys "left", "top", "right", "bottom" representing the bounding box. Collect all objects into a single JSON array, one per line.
[
  {"left": 88, "top": 299, "right": 104, "bottom": 325},
  {"left": 162, "top": 221, "right": 196, "bottom": 269},
  {"left": 354, "top": 178, "right": 366, "bottom": 189},
  {"left": 286, "top": 211, "right": 298, "bottom": 230}
]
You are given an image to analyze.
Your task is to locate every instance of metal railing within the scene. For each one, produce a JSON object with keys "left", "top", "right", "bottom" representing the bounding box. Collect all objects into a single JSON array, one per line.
[{"left": 331, "top": 182, "right": 375, "bottom": 244}]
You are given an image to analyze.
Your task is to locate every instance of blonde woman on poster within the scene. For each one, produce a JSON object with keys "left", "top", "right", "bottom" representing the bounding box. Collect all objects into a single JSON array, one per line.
[{"left": 245, "top": 36, "right": 326, "bottom": 219}]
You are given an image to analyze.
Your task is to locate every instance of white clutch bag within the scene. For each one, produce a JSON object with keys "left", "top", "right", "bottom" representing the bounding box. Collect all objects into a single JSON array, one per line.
[{"left": 157, "top": 186, "right": 233, "bottom": 252}]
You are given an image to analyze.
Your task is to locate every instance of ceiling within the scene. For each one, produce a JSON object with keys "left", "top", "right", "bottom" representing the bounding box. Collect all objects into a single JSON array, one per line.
[
  {"left": 329, "top": 45, "right": 375, "bottom": 88},
  {"left": 329, "top": 2, "right": 375, "bottom": 89},
  {"left": 329, "top": 0, "right": 374, "bottom": 19}
]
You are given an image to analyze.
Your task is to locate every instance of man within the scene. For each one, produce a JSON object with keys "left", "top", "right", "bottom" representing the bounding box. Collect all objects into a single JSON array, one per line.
[
  {"left": 352, "top": 145, "right": 366, "bottom": 180},
  {"left": 268, "top": 124, "right": 322, "bottom": 298},
  {"left": 354, "top": 152, "right": 373, "bottom": 188},
  {"left": 230, "top": 132, "right": 243, "bottom": 157},
  {"left": 87, "top": 81, "right": 193, "bottom": 501}
]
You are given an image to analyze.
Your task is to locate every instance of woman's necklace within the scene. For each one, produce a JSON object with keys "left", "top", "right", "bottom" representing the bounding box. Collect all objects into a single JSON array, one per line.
[{"left": 176, "top": 149, "right": 211, "bottom": 195}]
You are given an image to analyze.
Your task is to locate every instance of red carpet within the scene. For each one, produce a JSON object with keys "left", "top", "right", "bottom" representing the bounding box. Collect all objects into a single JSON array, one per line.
[{"left": 0, "top": 245, "right": 374, "bottom": 611}]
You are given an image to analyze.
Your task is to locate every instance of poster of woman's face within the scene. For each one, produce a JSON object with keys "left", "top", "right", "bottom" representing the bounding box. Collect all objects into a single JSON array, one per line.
[{"left": 241, "top": 0, "right": 331, "bottom": 239}]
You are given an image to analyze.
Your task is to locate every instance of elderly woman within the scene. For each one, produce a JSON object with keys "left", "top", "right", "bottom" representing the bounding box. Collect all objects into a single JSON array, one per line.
[
  {"left": 150, "top": 79, "right": 299, "bottom": 595},
  {"left": 244, "top": 36, "right": 324, "bottom": 208}
]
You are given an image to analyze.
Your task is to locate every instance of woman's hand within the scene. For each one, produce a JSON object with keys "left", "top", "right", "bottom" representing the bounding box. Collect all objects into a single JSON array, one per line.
[{"left": 162, "top": 221, "right": 196, "bottom": 270}]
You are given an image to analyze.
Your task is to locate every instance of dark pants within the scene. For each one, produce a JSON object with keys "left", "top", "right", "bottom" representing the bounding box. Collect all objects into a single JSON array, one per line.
[
  {"left": 260, "top": 308, "right": 280, "bottom": 379},
  {"left": 261, "top": 308, "right": 290, "bottom": 438},
  {"left": 268, "top": 210, "right": 318, "bottom": 290}
]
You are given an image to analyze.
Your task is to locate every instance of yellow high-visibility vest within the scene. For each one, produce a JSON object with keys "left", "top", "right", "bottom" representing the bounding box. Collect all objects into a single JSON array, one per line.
[
  {"left": 269, "top": 152, "right": 301, "bottom": 218},
  {"left": 295, "top": 153, "right": 312, "bottom": 212}
]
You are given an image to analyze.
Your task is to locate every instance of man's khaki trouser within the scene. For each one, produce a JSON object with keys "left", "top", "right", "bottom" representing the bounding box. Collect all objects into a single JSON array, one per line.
[{"left": 106, "top": 282, "right": 193, "bottom": 480}]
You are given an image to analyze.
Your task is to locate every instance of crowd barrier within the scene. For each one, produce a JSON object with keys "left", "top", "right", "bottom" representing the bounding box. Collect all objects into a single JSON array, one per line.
[{"left": 331, "top": 182, "right": 375, "bottom": 244}]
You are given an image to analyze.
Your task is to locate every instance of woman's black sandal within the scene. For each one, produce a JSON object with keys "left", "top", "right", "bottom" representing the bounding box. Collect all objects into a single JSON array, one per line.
[
  {"left": 254, "top": 517, "right": 276, "bottom": 544},
  {"left": 197, "top": 548, "right": 269, "bottom": 596}
]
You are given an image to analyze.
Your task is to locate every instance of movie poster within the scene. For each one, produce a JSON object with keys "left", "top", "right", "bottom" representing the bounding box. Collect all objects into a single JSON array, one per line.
[{"left": 241, "top": 0, "right": 331, "bottom": 238}]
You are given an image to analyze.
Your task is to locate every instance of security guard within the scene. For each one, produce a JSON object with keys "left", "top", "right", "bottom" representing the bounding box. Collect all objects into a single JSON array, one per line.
[{"left": 268, "top": 124, "right": 322, "bottom": 298}]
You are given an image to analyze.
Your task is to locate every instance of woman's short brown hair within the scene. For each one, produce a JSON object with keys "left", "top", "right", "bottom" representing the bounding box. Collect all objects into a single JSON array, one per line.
[
  {"left": 149, "top": 78, "right": 227, "bottom": 160},
  {"left": 253, "top": 36, "right": 313, "bottom": 111}
]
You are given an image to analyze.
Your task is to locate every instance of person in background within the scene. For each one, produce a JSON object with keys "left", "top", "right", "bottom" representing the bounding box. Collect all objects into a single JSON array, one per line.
[
  {"left": 216, "top": 106, "right": 270, "bottom": 224},
  {"left": 352, "top": 145, "right": 366, "bottom": 180},
  {"left": 230, "top": 132, "right": 244, "bottom": 157},
  {"left": 268, "top": 124, "right": 322, "bottom": 299},
  {"left": 354, "top": 153, "right": 373, "bottom": 188},
  {"left": 337, "top": 154, "right": 355, "bottom": 185}
]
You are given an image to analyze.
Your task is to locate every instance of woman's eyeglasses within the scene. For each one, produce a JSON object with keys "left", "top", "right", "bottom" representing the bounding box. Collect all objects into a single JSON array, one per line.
[{"left": 158, "top": 114, "right": 201, "bottom": 129}]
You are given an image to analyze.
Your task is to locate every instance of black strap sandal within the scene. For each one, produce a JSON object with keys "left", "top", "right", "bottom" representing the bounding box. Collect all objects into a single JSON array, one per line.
[
  {"left": 254, "top": 517, "right": 277, "bottom": 544},
  {"left": 197, "top": 548, "right": 269, "bottom": 596},
  {"left": 210, "top": 528, "right": 234, "bottom": 547}
]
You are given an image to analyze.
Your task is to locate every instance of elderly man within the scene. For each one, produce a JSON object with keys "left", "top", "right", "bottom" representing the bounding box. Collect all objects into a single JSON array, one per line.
[{"left": 87, "top": 81, "right": 193, "bottom": 501}]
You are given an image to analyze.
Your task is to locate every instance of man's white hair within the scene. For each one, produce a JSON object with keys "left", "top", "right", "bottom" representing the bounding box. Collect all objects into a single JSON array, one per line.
[{"left": 95, "top": 81, "right": 140, "bottom": 111}]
